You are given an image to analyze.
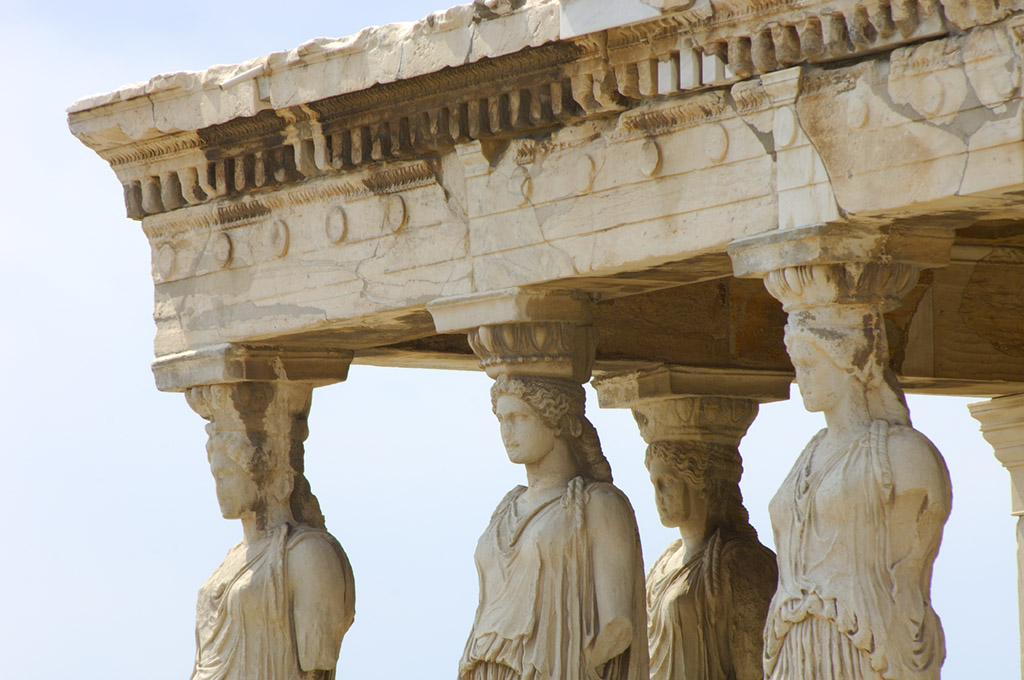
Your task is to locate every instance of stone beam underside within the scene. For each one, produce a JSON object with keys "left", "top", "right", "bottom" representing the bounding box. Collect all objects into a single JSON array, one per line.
[{"left": 69, "top": 0, "right": 1024, "bottom": 396}]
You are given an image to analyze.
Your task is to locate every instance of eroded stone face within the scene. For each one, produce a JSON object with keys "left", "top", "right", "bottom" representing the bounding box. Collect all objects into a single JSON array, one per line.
[
  {"left": 752, "top": 261, "right": 952, "bottom": 680},
  {"left": 185, "top": 382, "right": 356, "bottom": 680}
]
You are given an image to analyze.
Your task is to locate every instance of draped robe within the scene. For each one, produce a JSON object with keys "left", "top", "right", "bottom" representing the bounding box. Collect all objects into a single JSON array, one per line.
[
  {"left": 765, "top": 421, "right": 946, "bottom": 680},
  {"left": 191, "top": 523, "right": 355, "bottom": 680},
  {"left": 646, "top": 529, "right": 777, "bottom": 680},
  {"left": 460, "top": 477, "right": 648, "bottom": 680}
]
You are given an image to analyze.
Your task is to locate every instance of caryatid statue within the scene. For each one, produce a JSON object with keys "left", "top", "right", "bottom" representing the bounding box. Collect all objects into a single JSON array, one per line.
[
  {"left": 592, "top": 368, "right": 782, "bottom": 680},
  {"left": 760, "top": 262, "right": 951, "bottom": 680},
  {"left": 641, "top": 401, "right": 778, "bottom": 680},
  {"left": 185, "top": 381, "right": 355, "bottom": 680},
  {"left": 457, "top": 320, "right": 649, "bottom": 680}
]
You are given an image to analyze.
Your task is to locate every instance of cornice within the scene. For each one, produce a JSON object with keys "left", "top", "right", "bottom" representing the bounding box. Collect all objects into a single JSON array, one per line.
[{"left": 70, "top": 0, "right": 1022, "bottom": 223}]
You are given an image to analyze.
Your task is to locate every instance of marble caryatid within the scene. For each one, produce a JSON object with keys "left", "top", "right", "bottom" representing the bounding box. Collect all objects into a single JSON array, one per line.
[
  {"left": 645, "top": 435, "right": 777, "bottom": 680},
  {"left": 459, "top": 373, "right": 648, "bottom": 680},
  {"left": 185, "top": 382, "right": 355, "bottom": 680},
  {"left": 762, "top": 264, "right": 952, "bottom": 680}
]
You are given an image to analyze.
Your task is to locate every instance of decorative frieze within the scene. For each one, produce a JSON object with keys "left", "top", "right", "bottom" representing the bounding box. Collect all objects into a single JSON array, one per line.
[
  {"left": 141, "top": 161, "right": 435, "bottom": 283},
  {"left": 617, "top": 90, "right": 731, "bottom": 137}
]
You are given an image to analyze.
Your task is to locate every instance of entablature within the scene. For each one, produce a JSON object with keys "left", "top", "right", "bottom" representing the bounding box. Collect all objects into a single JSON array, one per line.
[{"left": 69, "top": 0, "right": 1024, "bottom": 398}]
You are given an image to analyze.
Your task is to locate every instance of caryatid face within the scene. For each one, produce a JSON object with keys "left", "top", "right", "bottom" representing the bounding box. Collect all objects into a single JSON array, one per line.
[
  {"left": 495, "top": 394, "right": 558, "bottom": 466},
  {"left": 207, "top": 429, "right": 260, "bottom": 520},
  {"left": 787, "top": 335, "right": 847, "bottom": 414},
  {"left": 648, "top": 456, "right": 706, "bottom": 530}
]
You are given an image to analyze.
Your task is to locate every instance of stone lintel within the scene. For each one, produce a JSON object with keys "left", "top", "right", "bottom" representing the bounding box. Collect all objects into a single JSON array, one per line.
[
  {"left": 592, "top": 365, "right": 772, "bottom": 446},
  {"left": 427, "top": 288, "right": 592, "bottom": 333},
  {"left": 152, "top": 344, "right": 353, "bottom": 392},
  {"left": 970, "top": 393, "right": 1024, "bottom": 515},
  {"left": 729, "top": 224, "right": 955, "bottom": 280},
  {"left": 592, "top": 364, "right": 791, "bottom": 409}
]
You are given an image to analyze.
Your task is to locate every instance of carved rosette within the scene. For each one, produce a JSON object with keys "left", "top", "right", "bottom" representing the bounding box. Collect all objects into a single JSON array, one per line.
[{"left": 468, "top": 321, "right": 598, "bottom": 383}]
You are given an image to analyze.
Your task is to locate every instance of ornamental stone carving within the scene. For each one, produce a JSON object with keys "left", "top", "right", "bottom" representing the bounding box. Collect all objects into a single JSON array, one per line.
[
  {"left": 644, "top": 435, "right": 776, "bottom": 680},
  {"left": 447, "top": 292, "right": 648, "bottom": 680},
  {"left": 593, "top": 367, "right": 783, "bottom": 680},
  {"left": 468, "top": 322, "right": 599, "bottom": 382},
  {"left": 65, "top": 1, "right": 1024, "bottom": 676},
  {"left": 754, "top": 259, "right": 951, "bottom": 680},
  {"left": 459, "top": 372, "right": 648, "bottom": 680},
  {"left": 184, "top": 381, "right": 355, "bottom": 680}
]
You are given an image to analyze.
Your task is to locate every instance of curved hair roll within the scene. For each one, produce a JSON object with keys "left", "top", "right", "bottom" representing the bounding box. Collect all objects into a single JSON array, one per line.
[{"left": 491, "top": 374, "right": 613, "bottom": 483}]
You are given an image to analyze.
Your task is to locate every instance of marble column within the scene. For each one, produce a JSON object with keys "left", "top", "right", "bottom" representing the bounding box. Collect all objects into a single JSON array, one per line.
[
  {"left": 968, "top": 393, "right": 1024, "bottom": 679},
  {"left": 429, "top": 288, "right": 649, "bottom": 680},
  {"left": 157, "top": 345, "right": 356, "bottom": 680},
  {"left": 730, "top": 225, "right": 954, "bottom": 680},
  {"left": 593, "top": 365, "right": 786, "bottom": 680}
]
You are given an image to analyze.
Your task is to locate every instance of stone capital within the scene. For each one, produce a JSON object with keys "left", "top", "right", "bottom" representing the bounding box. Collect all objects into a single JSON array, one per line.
[
  {"left": 728, "top": 224, "right": 954, "bottom": 281},
  {"left": 593, "top": 365, "right": 783, "bottom": 446},
  {"left": 429, "top": 288, "right": 597, "bottom": 382},
  {"left": 728, "top": 224, "right": 954, "bottom": 326},
  {"left": 184, "top": 380, "right": 314, "bottom": 434},
  {"left": 632, "top": 397, "right": 760, "bottom": 447},
  {"left": 468, "top": 322, "right": 598, "bottom": 382},
  {"left": 152, "top": 343, "right": 353, "bottom": 392},
  {"left": 970, "top": 393, "right": 1024, "bottom": 516}
]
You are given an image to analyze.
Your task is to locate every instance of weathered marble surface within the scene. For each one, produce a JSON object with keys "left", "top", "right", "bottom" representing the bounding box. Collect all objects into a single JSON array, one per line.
[
  {"left": 645, "top": 436, "right": 777, "bottom": 680},
  {"left": 753, "top": 262, "right": 952, "bottom": 680},
  {"left": 67, "top": 1, "right": 1024, "bottom": 401},
  {"left": 185, "top": 382, "right": 355, "bottom": 680},
  {"left": 593, "top": 369, "right": 781, "bottom": 680},
  {"left": 453, "top": 311, "right": 648, "bottom": 680}
]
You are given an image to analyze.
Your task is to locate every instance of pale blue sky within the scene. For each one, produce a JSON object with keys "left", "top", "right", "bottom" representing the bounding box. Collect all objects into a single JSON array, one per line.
[{"left": 0, "top": 2, "right": 1015, "bottom": 677}]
